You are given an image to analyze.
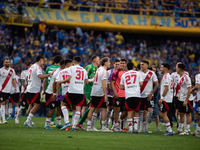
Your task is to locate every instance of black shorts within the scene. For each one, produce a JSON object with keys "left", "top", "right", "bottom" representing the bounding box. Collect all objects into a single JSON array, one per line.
[
  {"left": 173, "top": 96, "right": 179, "bottom": 109},
  {"left": 178, "top": 101, "right": 193, "bottom": 114},
  {"left": 114, "top": 97, "right": 125, "bottom": 111},
  {"left": 90, "top": 96, "right": 107, "bottom": 108},
  {"left": 160, "top": 101, "right": 172, "bottom": 113},
  {"left": 46, "top": 93, "right": 56, "bottom": 109},
  {"left": 140, "top": 98, "right": 154, "bottom": 110},
  {"left": 0, "top": 92, "right": 10, "bottom": 102},
  {"left": 125, "top": 97, "right": 141, "bottom": 112},
  {"left": 63, "top": 93, "right": 84, "bottom": 107},
  {"left": 21, "top": 93, "right": 28, "bottom": 107},
  {"left": 108, "top": 97, "right": 113, "bottom": 107},
  {"left": 9, "top": 93, "right": 20, "bottom": 104},
  {"left": 27, "top": 92, "right": 40, "bottom": 104}
]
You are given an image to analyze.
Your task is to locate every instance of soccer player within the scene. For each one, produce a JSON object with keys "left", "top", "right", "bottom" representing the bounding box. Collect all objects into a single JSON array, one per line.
[
  {"left": 87, "top": 57, "right": 111, "bottom": 132},
  {"left": 171, "top": 62, "right": 189, "bottom": 127},
  {"left": 7, "top": 74, "right": 20, "bottom": 120},
  {"left": 43, "top": 55, "right": 62, "bottom": 126},
  {"left": 58, "top": 56, "right": 88, "bottom": 131},
  {"left": 174, "top": 63, "right": 193, "bottom": 135},
  {"left": 111, "top": 58, "right": 127, "bottom": 132},
  {"left": 55, "top": 59, "right": 72, "bottom": 130},
  {"left": 159, "top": 63, "right": 173, "bottom": 136},
  {"left": 139, "top": 60, "right": 159, "bottom": 133},
  {"left": 44, "top": 59, "right": 65, "bottom": 129},
  {"left": 120, "top": 62, "right": 143, "bottom": 133},
  {"left": 77, "top": 55, "right": 100, "bottom": 130},
  {"left": 106, "top": 59, "right": 120, "bottom": 127},
  {"left": 0, "top": 58, "right": 16, "bottom": 124},
  {"left": 15, "top": 62, "right": 32, "bottom": 124},
  {"left": 24, "top": 56, "right": 52, "bottom": 128},
  {"left": 191, "top": 67, "right": 200, "bottom": 136}
]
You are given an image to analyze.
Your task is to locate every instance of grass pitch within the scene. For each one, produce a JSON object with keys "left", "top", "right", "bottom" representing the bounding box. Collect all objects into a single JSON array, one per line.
[{"left": 0, "top": 116, "right": 199, "bottom": 150}]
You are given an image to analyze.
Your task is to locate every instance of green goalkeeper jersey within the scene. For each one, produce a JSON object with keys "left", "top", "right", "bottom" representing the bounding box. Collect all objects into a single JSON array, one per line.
[
  {"left": 84, "top": 64, "right": 98, "bottom": 104},
  {"left": 45, "top": 64, "right": 59, "bottom": 89}
]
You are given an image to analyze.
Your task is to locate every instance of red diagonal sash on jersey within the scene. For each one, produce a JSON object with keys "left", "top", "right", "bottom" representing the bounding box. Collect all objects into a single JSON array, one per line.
[
  {"left": 140, "top": 71, "right": 153, "bottom": 94},
  {"left": 0, "top": 69, "right": 13, "bottom": 93},
  {"left": 175, "top": 76, "right": 184, "bottom": 96}
]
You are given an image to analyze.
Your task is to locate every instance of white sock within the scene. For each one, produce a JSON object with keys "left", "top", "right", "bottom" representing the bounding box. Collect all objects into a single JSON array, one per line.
[
  {"left": 91, "top": 113, "right": 97, "bottom": 128},
  {"left": 87, "top": 120, "right": 92, "bottom": 129},
  {"left": 165, "top": 122, "right": 172, "bottom": 132},
  {"left": 114, "top": 122, "right": 120, "bottom": 128},
  {"left": 16, "top": 106, "right": 24, "bottom": 119},
  {"left": 108, "top": 110, "right": 113, "bottom": 125},
  {"left": 72, "top": 110, "right": 76, "bottom": 125},
  {"left": 138, "top": 111, "right": 143, "bottom": 131},
  {"left": 123, "top": 118, "right": 127, "bottom": 129},
  {"left": 134, "top": 117, "right": 139, "bottom": 131},
  {"left": 127, "top": 118, "right": 133, "bottom": 131},
  {"left": 184, "top": 115, "right": 187, "bottom": 126},
  {"left": 143, "top": 121, "right": 148, "bottom": 131},
  {"left": 15, "top": 107, "right": 19, "bottom": 117},
  {"left": 56, "top": 116, "right": 62, "bottom": 125},
  {"left": 178, "top": 123, "right": 183, "bottom": 131},
  {"left": 1, "top": 105, "right": 6, "bottom": 121},
  {"left": 45, "top": 118, "right": 51, "bottom": 126},
  {"left": 106, "top": 110, "right": 111, "bottom": 125},
  {"left": 185, "top": 124, "right": 190, "bottom": 132},
  {"left": 27, "top": 113, "right": 34, "bottom": 123},
  {"left": 9, "top": 108, "right": 12, "bottom": 117},
  {"left": 147, "top": 111, "right": 152, "bottom": 122},
  {"left": 195, "top": 125, "right": 200, "bottom": 133},
  {"left": 61, "top": 106, "right": 69, "bottom": 124},
  {"left": 73, "top": 111, "right": 80, "bottom": 128},
  {"left": 102, "top": 120, "right": 106, "bottom": 129},
  {"left": 177, "top": 115, "right": 180, "bottom": 123}
]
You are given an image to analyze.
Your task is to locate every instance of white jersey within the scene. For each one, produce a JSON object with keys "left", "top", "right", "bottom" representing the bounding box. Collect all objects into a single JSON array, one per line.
[
  {"left": 160, "top": 73, "right": 173, "bottom": 103},
  {"left": 179, "top": 74, "right": 193, "bottom": 102},
  {"left": 140, "top": 70, "right": 158, "bottom": 98},
  {"left": 27, "top": 63, "right": 43, "bottom": 93},
  {"left": 20, "top": 70, "right": 29, "bottom": 93},
  {"left": 91, "top": 67, "right": 108, "bottom": 97},
  {"left": 195, "top": 74, "right": 200, "bottom": 101},
  {"left": 56, "top": 68, "right": 70, "bottom": 95},
  {"left": 120, "top": 70, "right": 143, "bottom": 99},
  {"left": 46, "top": 68, "right": 61, "bottom": 94},
  {"left": 67, "top": 65, "right": 88, "bottom": 94},
  {"left": 171, "top": 71, "right": 189, "bottom": 97},
  {"left": 11, "top": 75, "right": 20, "bottom": 94},
  {"left": 0, "top": 67, "right": 16, "bottom": 93}
]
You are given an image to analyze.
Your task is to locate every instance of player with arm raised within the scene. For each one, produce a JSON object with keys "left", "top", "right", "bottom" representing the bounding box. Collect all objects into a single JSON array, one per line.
[
  {"left": 120, "top": 62, "right": 143, "bottom": 133},
  {"left": 24, "top": 56, "right": 52, "bottom": 128},
  {"left": 0, "top": 58, "right": 16, "bottom": 124}
]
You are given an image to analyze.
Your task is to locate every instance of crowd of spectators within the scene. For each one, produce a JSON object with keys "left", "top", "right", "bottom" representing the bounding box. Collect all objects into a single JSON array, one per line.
[
  {"left": 0, "top": 21, "right": 200, "bottom": 84},
  {"left": 1, "top": 0, "right": 200, "bottom": 17}
]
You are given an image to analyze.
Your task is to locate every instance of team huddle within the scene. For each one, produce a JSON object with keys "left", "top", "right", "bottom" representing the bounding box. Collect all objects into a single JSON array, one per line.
[{"left": 0, "top": 55, "right": 200, "bottom": 136}]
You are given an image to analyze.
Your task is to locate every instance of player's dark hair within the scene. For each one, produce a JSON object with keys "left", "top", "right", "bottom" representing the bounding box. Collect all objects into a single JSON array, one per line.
[
  {"left": 127, "top": 62, "right": 134, "bottom": 70},
  {"left": 3, "top": 58, "right": 10, "bottom": 62},
  {"left": 65, "top": 59, "right": 72, "bottom": 65},
  {"left": 114, "top": 59, "right": 120, "bottom": 63},
  {"left": 136, "top": 64, "right": 140, "bottom": 71},
  {"left": 91, "top": 55, "right": 99, "bottom": 62},
  {"left": 141, "top": 60, "right": 149, "bottom": 65},
  {"left": 178, "top": 63, "right": 185, "bottom": 70},
  {"left": 73, "top": 56, "right": 82, "bottom": 63},
  {"left": 162, "top": 63, "right": 170, "bottom": 70},
  {"left": 27, "top": 62, "right": 32, "bottom": 67},
  {"left": 120, "top": 58, "right": 127, "bottom": 63},
  {"left": 54, "top": 55, "right": 62, "bottom": 64},
  {"left": 100, "top": 57, "right": 109, "bottom": 66},
  {"left": 60, "top": 59, "right": 65, "bottom": 66},
  {"left": 36, "top": 56, "right": 44, "bottom": 62}
]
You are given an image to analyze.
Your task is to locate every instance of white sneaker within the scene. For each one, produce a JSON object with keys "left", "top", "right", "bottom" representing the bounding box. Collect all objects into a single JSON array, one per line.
[
  {"left": 179, "top": 131, "right": 189, "bottom": 135},
  {"left": 15, "top": 118, "right": 19, "bottom": 124},
  {"left": 100, "top": 128, "right": 113, "bottom": 132},
  {"left": 86, "top": 128, "right": 94, "bottom": 131},
  {"left": 92, "top": 127, "right": 100, "bottom": 132},
  {"left": 3, "top": 120, "right": 7, "bottom": 124}
]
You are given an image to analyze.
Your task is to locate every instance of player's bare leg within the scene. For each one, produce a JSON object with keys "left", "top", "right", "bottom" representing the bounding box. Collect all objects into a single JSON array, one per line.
[
  {"left": 71, "top": 106, "right": 81, "bottom": 131},
  {"left": 160, "top": 112, "right": 173, "bottom": 135},
  {"left": 0, "top": 101, "right": 7, "bottom": 123},
  {"left": 87, "top": 107, "right": 96, "bottom": 131},
  {"left": 8, "top": 103, "right": 13, "bottom": 119}
]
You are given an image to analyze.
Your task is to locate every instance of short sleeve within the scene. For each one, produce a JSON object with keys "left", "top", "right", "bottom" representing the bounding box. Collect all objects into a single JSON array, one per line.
[
  {"left": 163, "top": 75, "right": 170, "bottom": 86},
  {"left": 84, "top": 69, "right": 88, "bottom": 79},
  {"left": 67, "top": 67, "right": 72, "bottom": 76},
  {"left": 55, "top": 73, "right": 61, "bottom": 82},
  {"left": 102, "top": 70, "right": 107, "bottom": 80},
  {"left": 111, "top": 70, "right": 119, "bottom": 81},
  {"left": 186, "top": 76, "right": 192, "bottom": 88},
  {"left": 11, "top": 70, "right": 16, "bottom": 79},
  {"left": 37, "top": 66, "right": 42, "bottom": 76},
  {"left": 120, "top": 74, "right": 124, "bottom": 85},
  {"left": 195, "top": 75, "right": 200, "bottom": 84},
  {"left": 152, "top": 72, "right": 158, "bottom": 82},
  {"left": 138, "top": 72, "right": 143, "bottom": 82}
]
